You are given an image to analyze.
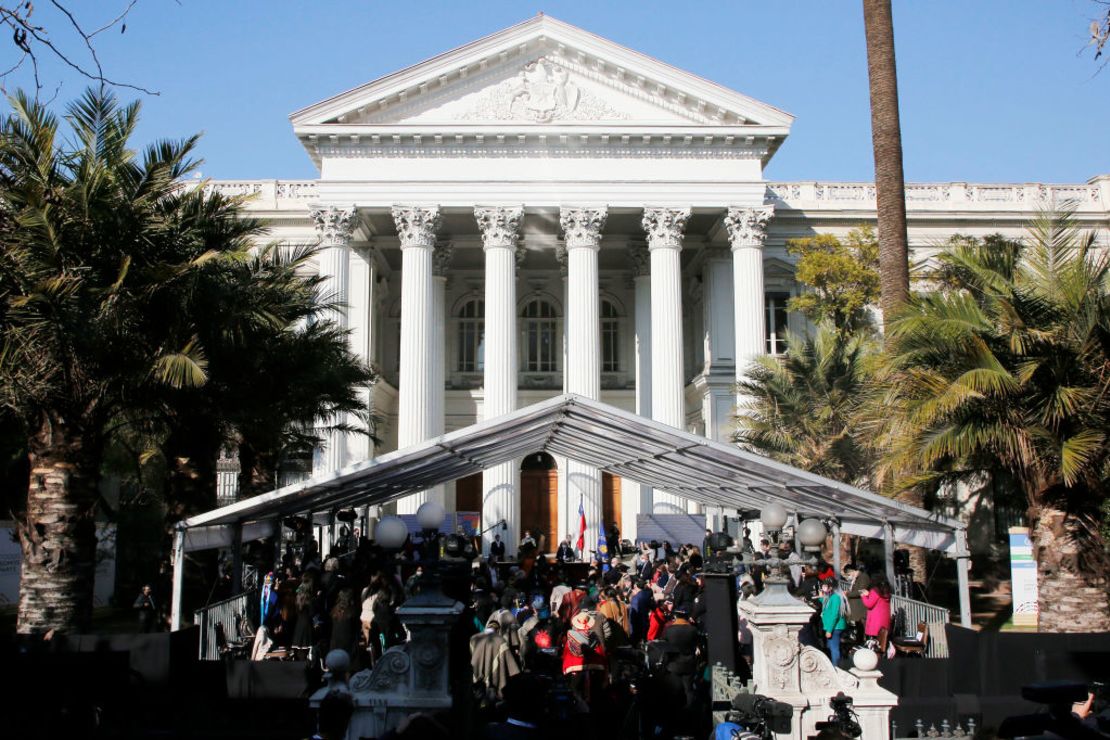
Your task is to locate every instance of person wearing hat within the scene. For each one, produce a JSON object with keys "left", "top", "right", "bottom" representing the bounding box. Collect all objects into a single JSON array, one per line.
[
  {"left": 663, "top": 604, "right": 699, "bottom": 709},
  {"left": 562, "top": 609, "right": 607, "bottom": 706}
]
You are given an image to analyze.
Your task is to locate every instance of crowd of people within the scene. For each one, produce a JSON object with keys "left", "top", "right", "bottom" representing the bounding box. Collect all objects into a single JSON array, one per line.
[{"left": 236, "top": 524, "right": 899, "bottom": 738}]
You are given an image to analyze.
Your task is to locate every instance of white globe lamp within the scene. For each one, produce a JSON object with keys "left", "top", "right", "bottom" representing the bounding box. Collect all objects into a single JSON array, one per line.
[
  {"left": 375, "top": 515, "right": 408, "bottom": 550},
  {"left": 852, "top": 647, "right": 879, "bottom": 671},
  {"left": 416, "top": 501, "right": 446, "bottom": 532},
  {"left": 798, "top": 518, "right": 828, "bottom": 551},
  {"left": 760, "top": 502, "right": 788, "bottom": 532}
]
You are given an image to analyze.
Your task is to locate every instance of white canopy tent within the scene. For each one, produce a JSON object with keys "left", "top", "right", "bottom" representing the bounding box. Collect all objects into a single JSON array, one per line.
[{"left": 171, "top": 394, "right": 972, "bottom": 627}]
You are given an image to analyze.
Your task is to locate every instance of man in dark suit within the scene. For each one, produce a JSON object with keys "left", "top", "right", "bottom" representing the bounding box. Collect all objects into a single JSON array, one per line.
[
  {"left": 489, "top": 534, "right": 506, "bottom": 563},
  {"left": 556, "top": 537, "right": 575, "bottom": 563}
]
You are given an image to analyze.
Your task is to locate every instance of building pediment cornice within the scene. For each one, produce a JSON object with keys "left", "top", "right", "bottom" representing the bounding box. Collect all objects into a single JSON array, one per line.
[{"left": 290, "top": 15, "right": 792, "bottom": 167}]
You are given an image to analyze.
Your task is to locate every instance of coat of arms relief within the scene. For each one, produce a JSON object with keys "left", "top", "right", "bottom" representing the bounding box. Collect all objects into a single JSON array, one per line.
[{"left": 458, "top": 57, "right": 630, "bottom": 122}]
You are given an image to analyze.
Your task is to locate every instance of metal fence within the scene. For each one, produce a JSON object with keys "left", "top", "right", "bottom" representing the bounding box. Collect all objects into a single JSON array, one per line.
[
  {"left": 194, "top": 588, "right": 257, "bottom": 660},
  {"left": 891, "top": 594, "right": 950, "bottom": 658}
]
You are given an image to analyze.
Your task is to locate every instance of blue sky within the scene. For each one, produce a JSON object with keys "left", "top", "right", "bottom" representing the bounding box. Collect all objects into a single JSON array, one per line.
[{"left": 7, "top": 1, "right": 1108, "bottom": 183}]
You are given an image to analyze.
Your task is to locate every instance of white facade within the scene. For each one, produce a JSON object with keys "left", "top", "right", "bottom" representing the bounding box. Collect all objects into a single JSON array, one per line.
[{"left": 210, "top": 16, "right": 1110, "bottom": 553}]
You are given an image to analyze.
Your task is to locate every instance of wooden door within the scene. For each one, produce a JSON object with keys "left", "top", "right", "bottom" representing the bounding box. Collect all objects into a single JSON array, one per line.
[
  {"left": 455, "top": 473, "right": 482, "bottom": 514},
  {"left": 520, "top": 469, "right": 558, "bottom": 552},
  {"left": 602, "top": 473, "right": 622, "bottom": 540}
]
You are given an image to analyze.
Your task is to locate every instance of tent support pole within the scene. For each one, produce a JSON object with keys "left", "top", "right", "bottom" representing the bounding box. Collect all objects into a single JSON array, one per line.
[
  {"left": 883, "top": 521, "right": 897, "bottom": 587},
  {"left": 230, "top": 522, "right": 243, "bottom": 596},
  {"left": 171, "top": 527, "right": 185, "bottom": 631},
  {"left": 956, "top": 529, "right": 972, "bottom": 628},
  {"left": 831, "top": 520, "right": 842, "bottom": 578}
]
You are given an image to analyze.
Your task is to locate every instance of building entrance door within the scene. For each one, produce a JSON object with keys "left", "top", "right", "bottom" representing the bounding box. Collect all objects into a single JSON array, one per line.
[
  {"left": 602, "top": 472, "right": 622, "bottom": 539},
  {"left": 520, "top": 453, "right": 558, "bottom": 552}
]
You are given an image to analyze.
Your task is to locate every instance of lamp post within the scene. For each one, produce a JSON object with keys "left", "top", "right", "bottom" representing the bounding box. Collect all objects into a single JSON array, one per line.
[
  {"left": 416, "top": 501, "right": 446, "bottom": 561},
  {"left": 746, "top": 509, "right": 826, "bottom": 592}
]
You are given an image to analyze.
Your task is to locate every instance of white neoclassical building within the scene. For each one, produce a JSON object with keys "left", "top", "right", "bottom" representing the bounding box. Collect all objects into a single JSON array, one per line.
[{"left": 211, "top": 16, "right": 1110, "bottom": 553}]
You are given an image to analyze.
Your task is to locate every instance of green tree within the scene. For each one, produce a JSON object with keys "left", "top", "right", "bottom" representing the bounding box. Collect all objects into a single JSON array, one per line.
[
  {"left": 735, "top": 321, "right": 880, "bottom": 488},
  {"left": 862, "top": 0, "right": 910, "bottom": 328},
  {"left": 878, "top": 215, "right": 1110, "bottom": 632},
  {"left": 787, "top": 225, "right": 880, "bottom": 333},
  {"left": 0, "top": 89, "right": 248, "bottom": 633}
]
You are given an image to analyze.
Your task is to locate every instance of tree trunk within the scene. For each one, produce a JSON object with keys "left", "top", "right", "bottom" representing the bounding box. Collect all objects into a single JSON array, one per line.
[
  {"left": 862, "top": 0, "right": 910, "bottom": 329},
  {"left": 1032, "top": 504, "right": 1110, "bottom": 632},
  {"left": 17, "top": 413, "right": 101, "bottom": 634}
]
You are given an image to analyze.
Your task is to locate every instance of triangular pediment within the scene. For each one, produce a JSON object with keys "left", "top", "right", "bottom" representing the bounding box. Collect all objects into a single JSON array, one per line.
[{"left": 291, "top": 15, "right": 793, "bottom": 130}]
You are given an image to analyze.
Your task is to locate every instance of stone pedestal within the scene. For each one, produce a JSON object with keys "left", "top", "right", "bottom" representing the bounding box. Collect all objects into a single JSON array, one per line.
[
  {"left": 311, "top": 580, "right": 463, "bottom": 739},
  {"left": 737, "top": 578, "right": 897, "bottom": 739}
]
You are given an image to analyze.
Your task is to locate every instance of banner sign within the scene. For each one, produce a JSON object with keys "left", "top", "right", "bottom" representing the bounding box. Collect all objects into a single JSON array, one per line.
[{"left": 1008, "top": 526, "right": 1039, "bottom": 629}]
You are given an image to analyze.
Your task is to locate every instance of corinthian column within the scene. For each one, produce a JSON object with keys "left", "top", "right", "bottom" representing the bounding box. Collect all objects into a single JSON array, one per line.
[
  {"left": 560, "top": 206, "right": 607, "bottom": 555},
  {"left": 476, "top": 206, "right": 523, "bottom": 555},
  {"left": 429, "top": 241, "right": 452, "bottom": 501},
  {"left": 725, "top": 205, "right": 774, "bottom": 389},
  {"left": 393, "top": 205, "right": 441, "bottom": 514},
  {"left": 643, "top": 207, "right": 691, "bottom": 514},
  {"left": 311, "top": 205, "right": 357, "bottom": 477}
]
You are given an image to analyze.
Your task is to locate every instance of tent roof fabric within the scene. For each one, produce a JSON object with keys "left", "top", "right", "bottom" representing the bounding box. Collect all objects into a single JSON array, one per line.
[{"left": 181, "top": 394, "right": 966, "bottom": 554}]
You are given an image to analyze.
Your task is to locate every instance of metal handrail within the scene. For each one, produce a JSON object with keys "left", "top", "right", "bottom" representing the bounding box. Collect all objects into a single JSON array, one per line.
[
  {"left": 891, "top": 594, "right": 950, "bottom": 658},
  {"left": 194, "top": 588, "right": 258, "bottom": 660}
]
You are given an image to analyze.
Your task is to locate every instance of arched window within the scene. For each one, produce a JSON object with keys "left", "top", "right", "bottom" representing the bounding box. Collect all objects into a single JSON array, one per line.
[
  {"left": 457, "top": 298, "right": 484, "bottom": 372},
  {"left": 601, "top": 299, "right": 620, "bottom": 372},
  {"left": 521, "top": 298, "right": 558, "bottom": 372}
]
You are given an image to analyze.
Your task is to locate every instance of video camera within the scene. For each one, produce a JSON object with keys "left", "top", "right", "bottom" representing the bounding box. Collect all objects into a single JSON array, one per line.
[
  {"left": 812, "top": 692, "right": 862, "bottom": 739},
  {"left": 720, "top": 692, "right": 793, "bottom": 737}
]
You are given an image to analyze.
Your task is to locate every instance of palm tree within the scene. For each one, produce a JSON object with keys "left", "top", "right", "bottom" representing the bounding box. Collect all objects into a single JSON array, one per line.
[
  {"left": 0, "top": 89, "right": 250, "bottom": 633},
  {"left": 878, "top": 215, "right": 1110, "bottom": 632},
  {"left": 735, "top": 321, "right": 879, "bottom": 487},
  {"left": 862, "top": 0, "right": 910, "bottom": 327}
]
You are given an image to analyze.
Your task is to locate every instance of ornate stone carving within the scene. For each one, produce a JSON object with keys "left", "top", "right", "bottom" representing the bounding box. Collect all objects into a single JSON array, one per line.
[
  {"left": 798, "top": 646, "right": 859, "bottom": 694},
  {"left": 350, "top": 649, "right": 410, "bottom": 693},
  {"left": 627, "top": 243, "right": 650, "bottom": 278},
  {"left": 724, "top": 205, "right": 774, "bottom": 249},
  {"left": 432, "top": 241, "right": 454, "bottom": 276},
  {"left": 642, "top": 207, "right": 691, "bottom": 250},
  {"left": 559, "top": 206, "right": 607, "bottom": 250},
  {"left": 458, "top": 57, "right": 630, "bottom": 123},
  {"left": 391, "top": 206, "right": 441, "bottom": 249},
  {"left": 311, "top": 205, "right": 358, "bottom": 247},
  {"left": 474, "top": 206, "right": 524, "bottom": 249},
  {"left": 762, "top": 623, "right": 799, "bottom": 692},
  {"left": 554, "top": 242, "right": 568, "bottom": 278}
]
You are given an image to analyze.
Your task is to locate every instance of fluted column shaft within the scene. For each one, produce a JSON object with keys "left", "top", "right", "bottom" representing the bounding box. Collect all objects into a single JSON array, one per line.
[
  {"left": 726, "top": 206, "right": 775, "bottom": 387},
  {"left": 560, "top": 207, "right": 607, "bottom": 556},
  {"left": 629, "top": 244, "right": 653, "bottom": 527},
  {"left": 477, "top": 207, "right": 523, "bottom": 555},
  {"left": 393, "top": 206, "right": 442, "bottom": 514},
  {"left": 311, "top": 205, "right": 357, "bottom": 477},
  {"left": 643, "top": 207, "right": 691, "bottom": 514}
]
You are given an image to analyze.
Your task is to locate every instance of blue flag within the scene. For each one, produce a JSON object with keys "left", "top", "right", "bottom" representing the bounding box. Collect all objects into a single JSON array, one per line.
[{"left": 598, "top": 530, "right": 609, "bottom": 571}]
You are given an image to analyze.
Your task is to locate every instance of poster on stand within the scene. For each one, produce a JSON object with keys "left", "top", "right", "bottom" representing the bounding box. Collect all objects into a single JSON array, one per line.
[{"left": 1008, "top": 526, "right": 1039, "bottom": 629}]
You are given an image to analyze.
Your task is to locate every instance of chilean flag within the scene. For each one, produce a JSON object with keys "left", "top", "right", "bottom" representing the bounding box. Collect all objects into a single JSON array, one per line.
[{"left": 575, "top": 496, "right": 587, "bottom": 552}]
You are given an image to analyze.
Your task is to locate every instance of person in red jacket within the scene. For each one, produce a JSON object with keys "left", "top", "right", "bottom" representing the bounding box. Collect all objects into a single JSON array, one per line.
[
  {"left": 647, "top": 598, "right": 671, "bottom": 641},
  {"left": 562, "top": 610, "right": 607, "bottom": 706}
]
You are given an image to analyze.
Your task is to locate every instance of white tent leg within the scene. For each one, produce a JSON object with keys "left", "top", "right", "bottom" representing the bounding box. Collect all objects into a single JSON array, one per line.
[
  {"left": 956, "top": 529, "right": 972, "bottom": 628},
  {"left": 170, "top": 527, "right": 185, "bottom": 631},
  {"left": 831, "top": 520, "right": 842, "bottom": 577},
  {"left": 883, "top": 521, "right": 897, "bottom": 587}
]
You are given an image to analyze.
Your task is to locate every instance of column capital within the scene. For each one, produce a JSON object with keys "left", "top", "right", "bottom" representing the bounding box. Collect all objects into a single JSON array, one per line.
[
  {"left": 627, "top": 242, "right": 650, "bottom": 278},
  {"left": 724, "top": 205, "right": 775, "bottom": 249},
  {"left": 391, "top": 205, "right": 441, "bottom": 249},
  {"left": 310, "top": 204, "right": 358, "bottom": 248},
  {"left": 559, "top": 206, "right": 608, "bottom": 250},
  {"left": 474, "top": 205, "right": 524, "bottom": 250},
  {"left": 432, "top": 240, "right": 454, "bottom": 277},
  {"left": 642, "top": 207, "right": 691, "bottom": 250}
]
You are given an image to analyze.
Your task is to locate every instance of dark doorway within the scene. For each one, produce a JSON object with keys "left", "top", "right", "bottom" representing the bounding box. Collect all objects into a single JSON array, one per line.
[{"left": 520, "top": 453, "right": 558, "bottom": 552}]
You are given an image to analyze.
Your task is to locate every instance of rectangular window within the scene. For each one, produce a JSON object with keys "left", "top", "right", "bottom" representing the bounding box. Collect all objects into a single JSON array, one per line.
[
  {"left": 602, "top": 319, "right": 619, "bottom": 372},
  {"left": 457, "top": 321, "right": 484, "bottom": 372},
  {"left": 765, "top": 292, "right": 790, "bottom": 355}
]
